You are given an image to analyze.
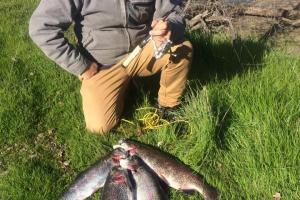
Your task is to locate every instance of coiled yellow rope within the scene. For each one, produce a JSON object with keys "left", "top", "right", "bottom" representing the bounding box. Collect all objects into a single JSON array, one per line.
[{"left": 121, "top": 107, "right": 191, "bottom": 133}]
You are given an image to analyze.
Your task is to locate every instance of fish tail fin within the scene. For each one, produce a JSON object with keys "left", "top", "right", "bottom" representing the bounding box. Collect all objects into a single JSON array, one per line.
[{"left": 194, "top": 183, "right": 219, "bottom": 200}]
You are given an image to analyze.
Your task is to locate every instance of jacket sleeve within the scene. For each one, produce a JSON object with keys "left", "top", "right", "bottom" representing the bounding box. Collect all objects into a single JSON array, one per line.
[
  {"left": 29, "top": 0, "right": 92, "bottom": 76},
  {"left": 154, "top": 0, "right": 185, "bottom": 43}
]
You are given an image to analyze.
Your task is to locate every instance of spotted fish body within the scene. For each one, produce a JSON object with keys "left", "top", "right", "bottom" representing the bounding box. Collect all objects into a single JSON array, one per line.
[
  {"left": 60, "top": 148, "right": 127, "bottom": 200},
  {"left": 101, "top": 167, "right": 134, "bottom": 200},
  {"left": 114, "top": 139, "right": 219, "bottom": 200},
  {"left": 120, "top": 155, "right": 168, "bottom": 200}
]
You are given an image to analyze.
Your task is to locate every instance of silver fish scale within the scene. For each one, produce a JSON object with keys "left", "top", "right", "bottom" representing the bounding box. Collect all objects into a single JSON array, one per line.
[
  {"left": 120, "top": 155, "right": 168, "bottom": 200},
  {"left": 101, "top": 167, "right": 134, "bottom": 200}
]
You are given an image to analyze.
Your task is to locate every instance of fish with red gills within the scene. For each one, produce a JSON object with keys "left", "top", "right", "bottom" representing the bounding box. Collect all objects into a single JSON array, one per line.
[
  {"left": 60, "top": 148, "right": 127, "bottom": 200},
  {"left": 114, "top": 139, "right": 219, "bottom": 200}
]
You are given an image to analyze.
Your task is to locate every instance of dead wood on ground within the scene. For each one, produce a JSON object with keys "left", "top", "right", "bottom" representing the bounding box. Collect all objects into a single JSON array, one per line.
[{"left": 182, "top": 0, "right": 300, "bottom": 39}]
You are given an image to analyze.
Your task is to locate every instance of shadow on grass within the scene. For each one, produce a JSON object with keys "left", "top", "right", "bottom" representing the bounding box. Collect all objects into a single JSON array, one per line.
[
  {"left": 211, "top": 102, "right": 234, "bottom": 151},
  {"left": 187, "top": 31, "right": 269, "bottom": 86},
  {"left": 187, "top": 31, "right": 269, "bottom": 150}
]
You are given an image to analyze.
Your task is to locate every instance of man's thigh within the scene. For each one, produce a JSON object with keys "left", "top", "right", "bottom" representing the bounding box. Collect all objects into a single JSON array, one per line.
[
  {"left": 126, "top": 39, "right": 192, "bottom": 77},
  {"left": 80, "top": 64, "right": 129, "bottom": 133}
]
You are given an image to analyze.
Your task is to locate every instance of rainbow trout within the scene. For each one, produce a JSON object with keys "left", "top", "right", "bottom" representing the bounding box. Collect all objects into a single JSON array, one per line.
[
  {"left": 101, "top": 167, "right": 134, "bottom": 200},
  {"left": 120, "top": 155, "right": 169, "bottom": 200},
  {"left": 60, "top": 148, "right": 127, "bottom": 200},
  {"left": 114, "top": 139, "right": 219, "bottom": 200}
]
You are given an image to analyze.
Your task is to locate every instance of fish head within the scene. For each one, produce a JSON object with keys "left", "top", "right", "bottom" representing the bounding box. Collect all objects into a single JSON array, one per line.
[
  {"left": 111, "top": 168, "right": 127, "bottom": 183},
  {"left": 111, "top": 148, "right": 128, "bottom": 165},
  {"left": 113, "top": 139, "right": 138, "bottom": 156},
  {"left": 110, "top": 167, "right": 132, "bottom": 188},
  {"left": 119, "top": 155, "right": 141, "bottom": 172}
]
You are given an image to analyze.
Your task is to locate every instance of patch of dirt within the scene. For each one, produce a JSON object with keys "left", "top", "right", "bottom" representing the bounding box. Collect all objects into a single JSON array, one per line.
[
  {"left": 232, "top": 0, "right": 300, "bottom": 56},
  {"left": 274, "top": 28, "right": 300, "bottom": 56},
  {"left": 251, "top": 0, "right": 299, "bottom": 10},
  {"left": 34, "top": 130, "right": 70, "bottom": 170},
  {"left": 1, "top": 130, "right": 70, "bottom": 174},
  {"left": 184, "top": 0, "right": 300, "bottom": 56},
  {"left": 232, "top": 15, "right": 277, "bottom": 36}
]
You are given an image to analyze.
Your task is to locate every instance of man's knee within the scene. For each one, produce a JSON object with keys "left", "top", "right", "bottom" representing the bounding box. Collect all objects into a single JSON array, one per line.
[{"left": 85, "top": 119, "right": 118, "bottom": 134}]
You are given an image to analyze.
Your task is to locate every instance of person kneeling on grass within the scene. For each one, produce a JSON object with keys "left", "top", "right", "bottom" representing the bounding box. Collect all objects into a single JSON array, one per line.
[{"left": 29, "top": 0, "right": 193, "bottom": 134}]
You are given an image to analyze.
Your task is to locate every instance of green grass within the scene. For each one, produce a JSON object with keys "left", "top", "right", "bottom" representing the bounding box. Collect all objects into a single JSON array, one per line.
[{"left": 0, "top": 0, "right": 299, "bottom": 199}]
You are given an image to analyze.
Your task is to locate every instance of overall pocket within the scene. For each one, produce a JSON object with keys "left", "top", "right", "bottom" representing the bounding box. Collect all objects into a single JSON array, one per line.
[{"left": 126, "top": 0, "right": 155, "bottom": 26}]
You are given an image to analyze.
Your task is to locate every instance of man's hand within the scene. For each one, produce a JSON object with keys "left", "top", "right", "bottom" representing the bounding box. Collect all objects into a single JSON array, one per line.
[
  {"left": 150, "top": 19, "right": 171, "bottom": 48},
  {"left": 79, "top": 62, "right": 99, "bottom": 81}
]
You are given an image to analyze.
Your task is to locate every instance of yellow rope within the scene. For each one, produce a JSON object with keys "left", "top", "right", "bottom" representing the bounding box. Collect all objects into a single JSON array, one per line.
[
  {"left": 121, "top": 107, "right": 191, "bottom": 132},
  {"left": 120, "top": 119, "right": 135, "bottom": 126},
  {"left": 136, "top": 107, "right": 157, "bottom": 111}
]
